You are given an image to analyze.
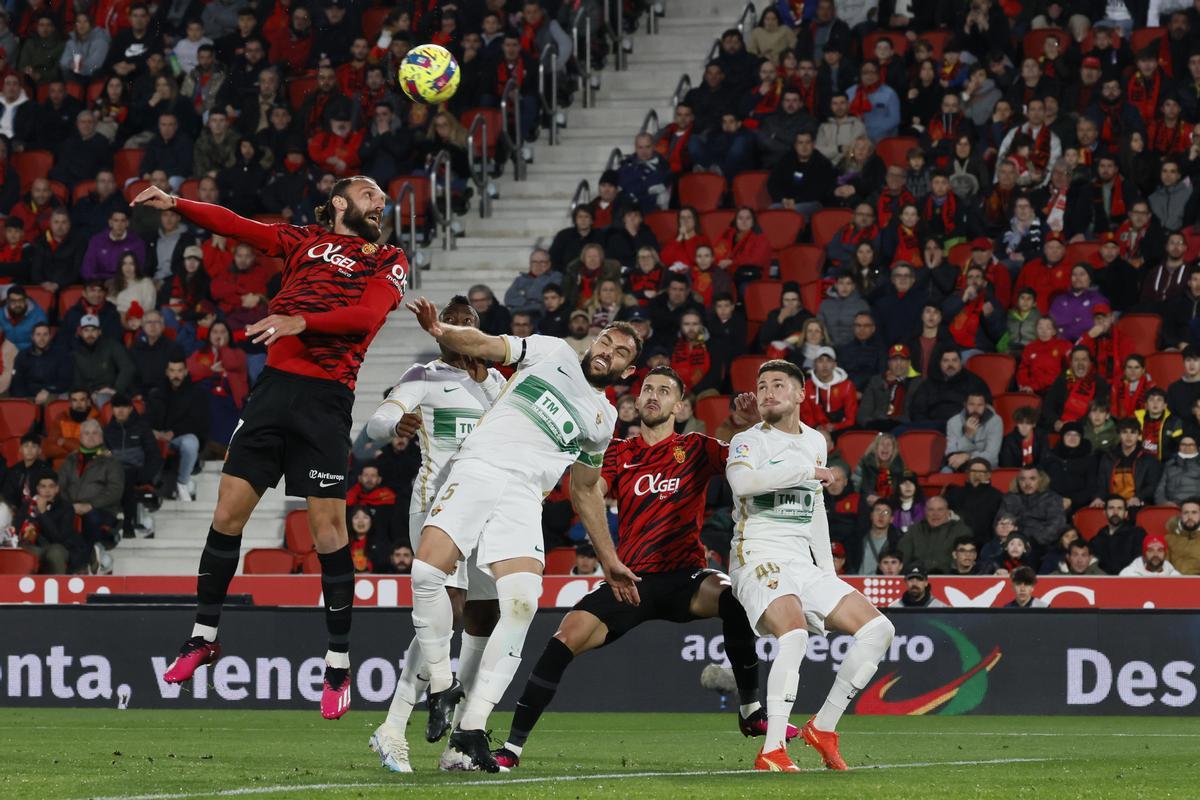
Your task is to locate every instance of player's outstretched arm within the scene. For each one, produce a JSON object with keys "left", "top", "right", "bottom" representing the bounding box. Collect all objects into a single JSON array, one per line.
[
  {"left": 726, "top": 461, "right": 833, "bottom": 498},
  {"left": 407, "top": 297, "right": 507, "bottom": 362},
  {"left": 570, "top": 462, "right": 641, "bottom": 606},
  {"left": 132, "top": 185, "right": 279, "bottom": 253}
]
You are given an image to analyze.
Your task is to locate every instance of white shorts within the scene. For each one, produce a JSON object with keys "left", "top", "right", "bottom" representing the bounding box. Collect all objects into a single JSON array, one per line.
[
  {"left": 410, "top": 511, "right": 498, "bottom": 601},
  {"left": 731, "top": 556, "right": 855, "bottom": 637},
  {"left": 421, "top": 458, "right": 545, "bottom": 572}
]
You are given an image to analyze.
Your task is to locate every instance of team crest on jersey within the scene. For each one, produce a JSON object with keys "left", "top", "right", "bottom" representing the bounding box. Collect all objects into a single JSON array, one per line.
[
  {"left": 673, "top": 445, "right": 686, "bottom": 464},
  {"left": 430, "top": 505, "right": 443, "bottom": 517},
  {"left": 596, "top": 413, "right": 603, "bottom": 425},
  {"left": 362, "top": 242, "right": 378, "bottom": 255},
  {"left": 767, "top": 579, "right": 778, "bottom": 590}
]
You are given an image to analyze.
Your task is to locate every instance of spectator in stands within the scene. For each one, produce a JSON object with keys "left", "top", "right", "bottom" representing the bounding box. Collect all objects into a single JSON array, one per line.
[
  {"left": 187, "top": 320, "right": 247, "bottom": 448},
  {"left": 268, "top": 5, "right": 315, "bottom": 76},
  {"left": 307, "top": 105, "right": 362, "bottom": 179},
  {"left": 1002, "top": 287, "right": 1041, "bottom": 362},
  {"left": 81, "top": 209, "right": 145, "bottom": 284},
  {"left": 847, "top": 501, "right": 901, "bottom": 576},
  {"left": 1120, "top": 533, "right": 1180, "bottom": 576},
  {"left": 63, "top": 279, "right": 122, "bottom": 341},
  {"left": 823, "top": 464, "right": 859, "bottom": 543},
  {"left": 504, "top": 248, "right": 560, "bottom": 318},
  {"left": 945, "top": 391, "right": 1003, "bottom": 471},
  {"left": 944, "top": 264, "right": 1006, "bottom": 354},
  {"left": 904, "top": 303, "right": 953, "bottom": 377},
  {"left": 1156, "top": 435, "right": 1200, "bottom": 506},
  {"left": 898, "top": 495, "right": 968, "bottom": 574},
  {"left": 888, "top": 471, "right": 924, "bottom": 532},
  {"left": 840, "top": 311, "right": 885, "bottom": 391},
  {"left": 1164, "top": 271, "right": 1200, "bottom": 352},
  {"left": 11, "top": 178, "right": 62, "bottom": 245},
  {"left": 466, "top": 284, "right": 512, "bottom": 337},
  {"left": 16, "top": 470, "right": 84, "bottom": 574},
  {"left": 549, "top": 206, "right": 603, "bottom": 273},
  {"left": 606, "top": 205, "right": 658, "bottom": 270},
  {"left": 43, "top": 387, "right": 96, "bottom": 462},
  {"left": 193, "top": 109, "right": 240, "bottom": 178},
  {"left": 711, "top": 207, "right": 771, "bottom": 281},
  {"left": 49, "top": 110, "right": 112, "bottom": 189},
  {"left": 1139, "top": 231, "right": 1192, "bottom": 312},
  {"left": 996, "top": 466, "right": 1066, "bottom": 556},
  {"left": 1138, "top": 388, "right": 1182, "bottom": 461},
  {"left": 688, "top": 246, "right": 732, "bottom": 308},
  {"left": 347, "top": 464, "right": 397, "bottom": 508},
  {"left": 582, "top": 278, "right": 635, "bottom": 332},
  {"left": 1168, "top": 347, "right": 1200, "bottom": 419},
  {"left": 747, "top": 7, "right": 795, "bottom": 63},
  {"left": 1053, "top": 537, "right": 1105, "bottom": 576},
  {"left": 103, "top": 393, "right": 160, "bottom": 539},
  {"left": 71, "top": 170, "right": 124, "bottom": 241},
  {"left": 585, "top": 171, "right": 623, "bottom": 229},
  {"left": 852, "top": 432, "right": 904, "bottom": 507},
  {"left": 1090, "top": 494, "right": 1147, "bottom": 575},
  {"left": 1049, "top": 266, "right": 1108, "bottom": 342},
  {"left": 563, "top": 310, "right": 592, "bottom": 358},
  {"left": 647, "top": 273, "right": 704, "bottom": 347},
  {"left": 669, "top": 309, "right": 720, "bottom": 395},
  {"left": 10, "top": 323, "right": 69, "bottom": 405},
  {"left": 618, "top": 133, "right": 672, "bottom": 213},
  {"left": 756, "top": 88, "right": 815, "bottom": 168},
  {"left": 483, "top": 32, "right": 539, "bottom": 141},
  {"left": 0, "top": 219, "right": 28, "bottom": 275},
  {"left": 0, "top": 286, "right": 47, "bottom": 352},
  {"left": 384, "top": 542, "right": 414, "bottom": 575},
  {"left": 688, "top": 110, "right": 755, "bottom": 178},
  {"left": 130, "top": 309, "right": 184, "bottom": 397},
  {"left": 947, "top": 536, "right": 981, "bottom": 576},
  {"left": 139, "top": 113, "right": 194, "bottom": 190},
  {"left": 1149, "top": 157, "right": 1191, "bottom": 232},
  {"left": 826, "top": 204, "right": 880, "bottom": 271},
  {"left": 847, "top": 60, "right": 900, "bottom": 143},
  {"left": 510, "top": 313, "right": 535, "bottom": 338},
  {"left": 3, "top": 434, "right": 50, "bottom": 509},
  {"left": 1016, "top": 316, "right": 1070, "bottom": 395},
  {"left": 58, "top": 418, "right": 123, "bottom": 551},
  {"left": 684, "top": 62, "right": 736, "bottom": 138},
  {"left": 108, "top": 253, "right": 156, "bottom": 317},
  {"left": 1000, "top": 405, "right": 1049, "bottom": 469},
  {"left": 908, "top": 348, "right": 989, "bottom": 429},
  {"left": 0, "top": 73, "right": 34, "bottom": 146},
  {"left": 622, "top": 247, "right": 665, "bottom": 307},
  {"left": 59, "top": 12, "right": 109, "bottom": 83},
  {"left": 659, "top": 207, "right": 709, "bottom": 270},
  {"left": 72, "top": 314, "right": 134, "bottom": 407},
  {"left": 1165, "top": 499, "right": 1200, "bottom": 575},
  {"left": 1112, "top": 354, "right": 1154, "bottom": 419},
  {"left": 1005, "top": 566, "right": 1046, "bottom": 607},
  {"left": 563, "top": 243, "right": 621, "bottom": 310},
  {"left": 706, "top": 294, "right": 746, "bottom": 364},
  {"left": 890, "top": 563, "right": 947, "bottom": 607},
  {"left": 29, "top": 208, "right": 83, "bottom": 294},
  {"left": 768, "top": 130, "right": 834, "bottom": 218},
  {"left": 858, "top": 344, "right": 921, "bottom": 430},
  {"left": 801, "top": 346, "right": 857, "bottom": 435},
  {"left": 149, "top": 359, "right": 209, "bottom": 502},
  {"left": 815, "top": 92, "right": 866, "bottom": 163},
  {"left": 1043, "top": 422, "right": 1097, "bottom": 512},
  {"left": 1094, "top": 418, "right": 1162, "bottom": 510},
  {"left": 1042, "top": 347, "right": 1110, "bottom": 432},
  {"left": 538, "top": 284, "right": 568, "bottom": 337}
]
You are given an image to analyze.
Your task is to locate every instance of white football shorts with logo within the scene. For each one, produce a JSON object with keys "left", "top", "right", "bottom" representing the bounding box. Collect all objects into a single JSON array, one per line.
[
  {"left": 731, "top": 554, "right": 855, "bottom": 637},
  {"left": 409, "top": 512, "right": 497, "bottom": 600},
  {"left": 421, "top": 457, "right": 546, "bottom": 571}
]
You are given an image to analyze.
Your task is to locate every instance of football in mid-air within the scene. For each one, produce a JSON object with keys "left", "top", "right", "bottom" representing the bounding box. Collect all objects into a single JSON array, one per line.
[{"left": 399, "top": 44, "right": 460, "bottom": 105}]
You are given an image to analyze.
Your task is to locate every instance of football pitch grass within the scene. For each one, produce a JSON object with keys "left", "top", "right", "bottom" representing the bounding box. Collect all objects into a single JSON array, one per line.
[{"left": 1, "top": 710, "right": 1197, "bottom": 800}]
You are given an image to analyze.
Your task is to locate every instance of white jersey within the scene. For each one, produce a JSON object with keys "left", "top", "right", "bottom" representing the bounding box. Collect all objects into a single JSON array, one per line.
[
  {"left": 455, "top": 334, "right": 616, "bottom": 493},
  {"left": 378, "top": 359, "right": 506, "bottom": 515},
  {"left": 727, "top": 421, "right": 831, "bottom": 567}
]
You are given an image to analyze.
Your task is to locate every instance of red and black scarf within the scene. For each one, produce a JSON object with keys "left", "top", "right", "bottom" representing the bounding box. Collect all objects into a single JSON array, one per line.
[
  {"left": 1116, "top": 219, "right": 1146, "bottom": 260},
  {"left": 923, "top": 192, "right": 958, "bottom": 234},
  {"left": 928, "top": 113, "right": 964, "bottom": 145},
  {"left": 1112, "top": 378, "right": 1150, "bottom": 418},
  {"left": 496, "top": 58, "right": 526, "bottom": 96},
  {"left": 795, "top": 79, "right": 818, "bottom": 116},
  {"left": 1128, "top": 70, "right": 1162, "bottom": 126},
  {"left": 875, "top": 465, "right": 893, "bottom": 498},
  {"left": 1101, "top": 174, "right": 1127, "bottom": 220},
  {"left": 950, "top": 294, "right": 985, "bottom": 347},
  {"left": 983, "top": 186, "right": 1014, "bottom": 227},
  {"left": 1063, "top": 368, "right": 1098, "bottom": 421},
  {"left": 519, "top": 15, "right": 544, "bottom": 55},
  {"left": 893, "top": 225, "right": 922, "bottom": 266},
  {"left": 1097, "top": 100, "right": 1125, "bottom": 145},
  {"left": 849, "top": 80, "right": 877, "bottom": 117},
  {"left": 1149, "top": 119, "right": 1188, "bottom": 155},
  {"left": 1142, "top": 415, "right": 1165, "bottom": 457},
  {"left": 876, "top": 187, "right": 915, "bottom": 227},
  {"left": 839, "top": 223, "right": 878, "bottom": 246}
]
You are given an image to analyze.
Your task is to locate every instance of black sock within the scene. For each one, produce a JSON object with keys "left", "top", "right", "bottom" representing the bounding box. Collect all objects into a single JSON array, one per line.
[
  {"left": 718, "top": 589, "right": 761, "bottom": 708},
  {"left": 318, "top": 545, "right": 355, "bottom": 658},
  {"left": 507, "top": 637, "right": 574, "bottom": 748},
  {"left": 195, "top": 527, "right": 243, "bottom": 629}
]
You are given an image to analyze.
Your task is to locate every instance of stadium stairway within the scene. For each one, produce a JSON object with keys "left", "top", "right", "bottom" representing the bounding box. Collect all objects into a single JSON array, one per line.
[{"left": 113, "top": 0, "right": 733, "bottom": 575}]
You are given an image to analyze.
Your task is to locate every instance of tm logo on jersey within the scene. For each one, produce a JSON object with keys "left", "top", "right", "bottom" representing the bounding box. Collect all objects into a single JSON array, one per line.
[
  {"left": 634, "top": 473, "right": 681, "bottom": 498},
  {"left": 307, "top": 242, "right": 359, "bottom": 275}
]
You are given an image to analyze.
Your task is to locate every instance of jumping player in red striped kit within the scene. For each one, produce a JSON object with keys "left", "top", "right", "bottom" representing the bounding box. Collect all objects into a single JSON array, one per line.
[
  {"left": 491, "top": 367, "right": 796, "bottom": 769},
  {"left": 132, "top": 178, "right": 408, "bottom": 719}
]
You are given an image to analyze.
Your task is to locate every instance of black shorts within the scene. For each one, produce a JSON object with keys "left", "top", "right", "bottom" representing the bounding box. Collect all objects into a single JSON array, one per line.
[
  {"left": 574, "top": 568, "right": 722, "bottom": 645},
  {"left": 222, "top": 367, "right": 353, "bottom": 499}
]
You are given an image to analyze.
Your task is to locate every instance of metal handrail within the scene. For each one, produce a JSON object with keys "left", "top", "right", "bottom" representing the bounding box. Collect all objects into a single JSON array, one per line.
[
  {"left": 605, "top": 147, "right": 622, "bottom": 171},
  {"left": 610, "top": 0, "right": 625, "bottom": 70},
  {"left": 466, "top": 113, "right": 492, "bottom": 218},
  {"left": 571, "top": 6, "right": 593, "bottom": 108},
  {"left": 646, "top": 0, "right": 660, "bottom": 34},
  {"left": 670, "top": 74, "right": 691, "bottom": 107},
  {"left": 735, "top": 2, "right": 756, "bottom": 34},
  {"left": 429, "top": 149, "right": 455, "bottom": 251},
  {"left": 570, "top": 179, "right": 591, "bottom": 214},
  {"left": 640, "top": 109, "right": 659, "bottom": 135},
  {"left": 706, "top": 38, "right": 720, "bottom": 64},
  {"left": 498, "top": 76, "right": 526, "bottom": 181},
  {"left": 392, "top": 182, "right": 419, "bottom": 288},
  {"left": 538, "top": 42, "right": 559, "bottom": 146}
]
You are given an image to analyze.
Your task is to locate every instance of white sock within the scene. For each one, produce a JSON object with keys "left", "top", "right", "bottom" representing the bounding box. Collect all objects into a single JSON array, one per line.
[
  {"left": 191, "top": 623, "right": 218, "bottom": 642},
  {"left": 385, "top": 637, "right": 428, "bottom": 730},
  {"left": 410, "top": 560, "right": 454, "bottom": 692},
  {"left": 451, "top": 632, "right": 490, "bottom": 728},
  {"left": 458, "top": 573, "right": 542, "bottom": 731},
  {"left": 765, "top": 629, "right": 808, "bottom": 752},
  {"left": 739, "top": 702, "right": 762, "bottom": 718},
  {"left": 813, "top": 615, "right": 895, "bottom": 732},
  {"left": 325, "top": 650, "right": 350, "bottom": 669},
  {"left": 504, "top": 741, "right": 524, "bottom": 756}
]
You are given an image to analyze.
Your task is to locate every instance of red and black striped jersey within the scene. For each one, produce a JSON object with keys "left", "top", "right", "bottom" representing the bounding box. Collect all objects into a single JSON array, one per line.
[{"left": 601, "top": 432, "right": 727, "bottom": 573}]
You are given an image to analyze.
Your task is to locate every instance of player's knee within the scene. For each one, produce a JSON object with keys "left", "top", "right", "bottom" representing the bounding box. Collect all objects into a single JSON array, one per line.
[
  {"left": 411, "top": 559, "right": 450, "bottom": 597},
  {"left": 857, "top": 614, "right": 895, "bottom": 647},
  {"left": 211, "top": 505, "right": 247, "bottom": 536},
  {"left": 496, "top": 572, "right": 542, "bottom": 625}
]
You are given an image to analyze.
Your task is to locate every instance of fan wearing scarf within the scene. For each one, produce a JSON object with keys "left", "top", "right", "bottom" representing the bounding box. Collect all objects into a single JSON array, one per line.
[
  {"left": 1042, "top": 346, "right": 1111, "bottom": 433},
  {"left": 846, "top": 61, "right": 900, "bottom": 142}
]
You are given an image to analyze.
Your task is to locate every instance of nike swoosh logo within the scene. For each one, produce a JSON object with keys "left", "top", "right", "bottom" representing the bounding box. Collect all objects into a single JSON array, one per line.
[
  {"left": 534, "top": 545, "right": 544, "bottom": 553},
  {"left": 329, "top": 604, "right": 351, "bottom": 612},
  {"left": 622, "top": 462, "right": 641, "bottom": 469},
  {"left": 556, "top": 366, "right": 572, "bottom": 377},
  {"left": 319, "top": 480, "right": 339, "bottom": 487},
  {"left": 413, "top": 624, "right": 427, "bottom": 629},
  {"left": 198, "top": 573, "right": 211, "bottom": 577},
  {"left": 507, "top": 649, "right": 520, "bottom": 659},
  {"left": 443, "top": 386, "right": 457, "bottom": 392},
  {"left": 768, "top": 459, "right": 785, "bottom": 465}
]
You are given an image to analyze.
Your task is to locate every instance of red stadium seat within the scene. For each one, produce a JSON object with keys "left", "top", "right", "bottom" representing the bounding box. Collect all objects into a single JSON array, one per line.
[
  {"left": 57, "top": 285, "right": 84, "bottom": 319},
  {"left": 1023, "top": 28, "right": 1070, "bottom": 59},
  {"left": 678, "top": 173, "right": 726, "bottom": 213},
  {"left": 897, "top": 431, "right": 946, "bottom": 476},
  {"left": 1, "top": 436, "right": 20, "bottom": 465},
  {"left": 178, "top": 178, "right": 202, "bottom": 201},
  {"left": 0, "top": 549, "right": 38, "bottom": 575},
  {"left": 967, "top": 353, "right": 1016, "bottom": 398},
  {"left": 287, "top": 76, "right": 318, "bottom": 112},
  {"left": 43, "top": 400, "right": 69, "bottom": 438},
  {"left": 0, "top": 399, "right": 38, "bottom": 439},
  {"left": 1136, "top": 505, "right": 1177, "bottom": 536},
  {"left": 461, "top": 108, "right": 503, "bottom": 160},
  {"left": 862, "top": 30, "right": 908, "bottom": 57},
  {"left": 920, "top": 30, "right": 953, "bottom": 60},
  {"left": 700, "top": 209, "right": 734, "bottom": 244},
  {"left": 730, "top": 355, "right": 767, "bottom": 394},
  {"left": 777, "top": 244, "right": 824, "bottom": 285},
  {"left": 12, "top": 150, "right": 54, "bottom": 192},
  {"left": 362, "top": 6, "right": 391, "bottom": 40},
  {"left": 835, "top": 430, "right": 879, "bottom": 473},
  {"left": 300, "top": 550, "right": 321, "bottom": 574},
  {"left": 1147, "top": 351, "right": 1184, "bottom": 388},
  {"left": 800, "top": 280, "right": 822, "bottom": 315},
  {"left": 694, "top": 395, "right": 732, "bottom": 434},
  {"left": 47, "top": 180, "right": 68, "bottom": 205},
  {"left": 644, "top": 210, "right": 677, "bottom": 248},
  {"left": 1065, "top": 241, "right": 1101, "bottom": 267},
  {"left": 86, "top": 79, "right": 107, "bottom": 103},
  {"left": 23, "top": 285, "right": 53, "bottom": 315},
  {"left": 874, "top": 136, "right": 918, "bottom": 169},
  {"left": 742, "top": 280, "right": 783, "bottom": 323},
  {"left": 544, "top": 547, "right": 576, "bottom": 574},
  {"left": 387, "top": 175, "right": 433, "bottom": 228},
  {"left": 990, "top": 468, "right": 1021, "bottom": 493},
  {"left": 924, "top": 472, "right": 966, "bottom": 492},
  {"left": 123, "top": 179, "right": 151, "bottom": 204},
  {"left": 113, "top": 149, "right": 144, "bottom": 187},
  {"left": 1116, "top": 314, "right": 1162, "bottom": 354},
  {"left": 1129, "top": 27, "right": 1165, "bottom": 55},
  {"left": 284, "top": 509, "right": 313, "bottom": 557},
  {"left": 809, "top": 208, "right": 853, "bottom": 249},
  {"left": 994, "top": 392, "right": 1041, "bottom": 431},
  {"left": 71, "top": 179, "right": 96, "bottom": 205},
  {"left": 731, "top": 171, "right": 771, "bottom": 210},
  {"left": 756, "top": 209, "right": 804, "bottom": 251},
  {"left": 947, "top": 241, "right": 972, "bottom": 266},
  {"left": 1073, "top": 507, "right": 1107, "bottom": 541},
  {"left": 243, "top": 548, "right": 298, "bottom": 575}
]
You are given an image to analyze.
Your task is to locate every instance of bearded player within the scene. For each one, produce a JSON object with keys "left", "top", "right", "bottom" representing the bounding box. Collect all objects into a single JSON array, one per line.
[
  {"left": 491, "top": 367, "right": 796, "bottom": 769},
  {"left": 132, "top": 178, "right": 408, "bottom": 719},
  {"left": 727, "top": 360, "right": 895, "bottom": 772}
]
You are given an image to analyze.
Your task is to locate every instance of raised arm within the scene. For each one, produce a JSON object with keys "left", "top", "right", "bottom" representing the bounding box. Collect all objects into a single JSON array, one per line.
[
  {"left": 132, "top": 186, "right": 280, "bottom": 254},
  {"left": 726, "top": 460, "right": 832, "bottom": 498},
  {"left": 570, "top": 461, "right": 641, "bottom": 605},
  {"left": 406, "top": 297, "right": 508, "bottom": 363}
]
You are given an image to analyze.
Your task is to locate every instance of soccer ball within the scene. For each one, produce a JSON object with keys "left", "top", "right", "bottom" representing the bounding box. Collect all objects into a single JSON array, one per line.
[{"left": 399, "top": 44, "right": 460, "bottom": 105}]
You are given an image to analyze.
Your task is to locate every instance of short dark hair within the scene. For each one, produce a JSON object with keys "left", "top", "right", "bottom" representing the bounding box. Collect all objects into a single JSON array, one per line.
[
  {"left": 646, "top": 365, "right": 685, "bottom": 396},
  {"left": 598, "top": 320, "right": 643, "bottom": 362},
  {"left": 542, "top": 283, "right": 563, "bottom": 296},
  {"left": 1181, "top": 497, "right": 1200, "bottom": 510},
  {"left": 1068, "top": 539, "right": 1091, "bottom": 553},
  {"left": 5, "top": 285, "right": 25, "bottom": 298},
  {"left": 1013, "top": 406, "right": 1038, "bottom": 425},
  {"left": 758, "top": 359, "right": 805, "bottom": 387},
  {"left": 110, "top": 393, "right": 133, "bottom": 408},
  {"left": 1148, "top": 387, "right": 1167, "bottom": 401},
  {"left": 314, "top": 175, "right": 378, "bottom": 229},
  {"left": 440, "top": 294, "right": 478, "bottom": 324},
  {"left": 953, "top": 536, "right": 976, "bottom": 550},
  {"left": 1011, "top": 566, "right": 1037, "bottom": 586},
  {"left": 1116, "top": 417, "right": 1141, "bottom": 434},
  {"left": 879, "top": 547, "right": 902, "bottom": 562}
]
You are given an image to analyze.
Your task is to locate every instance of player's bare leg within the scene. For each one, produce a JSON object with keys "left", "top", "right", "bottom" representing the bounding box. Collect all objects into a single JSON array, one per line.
[
  {"left": 410, "top": 525, "right": 467, "bottom": 739},
  {"left": 753, "top": 595, "right": 810, "bottom": 773},
  {"left": 801, "top": 592, "right": 895, "bottom": 770},
  {"left": 307, "top": 496, "right": 356, "bottom": 719},
  {"left": 446, "top": 557, "right": 542, "bottom": 772},
  {"left": 163, "top": 475, "right": 263, "bottom": 684}
]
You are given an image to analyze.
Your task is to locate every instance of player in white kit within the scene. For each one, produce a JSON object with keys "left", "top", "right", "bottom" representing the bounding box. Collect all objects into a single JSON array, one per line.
[
  {"left": 727, "top": 360, "right": 895, "bottom": 773},
  {"left": 405, "top": 297, "right": 643, "bottom": 772},
  {"left": 362, "top": 296, "right": 506, "bottom": 772}
]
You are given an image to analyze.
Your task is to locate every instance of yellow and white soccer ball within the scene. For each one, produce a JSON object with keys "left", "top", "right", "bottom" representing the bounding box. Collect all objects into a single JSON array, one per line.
[{"left": 399, "top": 44, "right": 461, "bottom": 105}]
